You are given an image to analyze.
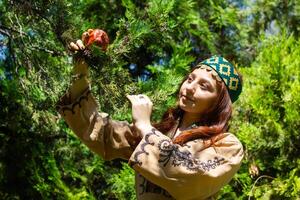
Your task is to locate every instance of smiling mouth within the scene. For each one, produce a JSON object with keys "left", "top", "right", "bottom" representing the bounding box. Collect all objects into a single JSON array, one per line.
[{"left": 181, "top": 95, "right": 194, "bottom": 102}]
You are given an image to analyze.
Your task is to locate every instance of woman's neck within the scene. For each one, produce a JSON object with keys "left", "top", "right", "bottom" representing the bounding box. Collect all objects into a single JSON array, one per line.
[{"left": 179, "top": 112, "right": 202, "bottom": 130}]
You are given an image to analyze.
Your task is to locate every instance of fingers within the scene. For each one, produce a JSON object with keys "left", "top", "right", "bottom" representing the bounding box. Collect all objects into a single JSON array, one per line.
[
  {"left": 76, "top": 40, "right": 85, "bottom": 50},
  {"left": 69, "top": 42, "right": 79, "bottom": 51},
  {"left": 68, "top": 39, "right": 86, "bottom": 54},
  {"left": 126, "top": 94, "right": 132, "bottom": 102},
  {"left": 140, "top": 94, "right": 153, "bottom": 106},
  {"left": 126, "top": 95, "right": 138, "bottom": 104},
  {"left": 126, "top": 94, "right": 152, "bottom": 105},
  {"left": 136, "top": 94, "right": 152, "bottom": 106},
  {"left": 69, "top": 28, "right": 95, "bottom": 52}
]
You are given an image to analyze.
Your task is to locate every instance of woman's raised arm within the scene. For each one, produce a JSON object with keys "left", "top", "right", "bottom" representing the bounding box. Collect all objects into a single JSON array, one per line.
[{"left": 56, "top": 31, "right": 140, "bottom": 161}]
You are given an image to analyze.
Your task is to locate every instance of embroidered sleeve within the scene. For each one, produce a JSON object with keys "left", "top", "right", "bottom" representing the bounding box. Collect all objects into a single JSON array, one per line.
[
  {"left": 128, "top": 128, "right": 244, "bottom": 200},
  {"left": 56, "top": 87, "right": 139, "bottom": 161}
]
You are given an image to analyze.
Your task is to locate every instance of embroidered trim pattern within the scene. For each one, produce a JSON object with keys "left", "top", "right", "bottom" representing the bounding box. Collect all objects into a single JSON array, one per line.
[
  {"left": 198, "top": 64, "right": 223, "bottom": 82},
  {"left": 130, "top": 128, "right": 160, "bottom": 166},
  {"left": 56, "top": 87, "right": 91, "bottom": 116},
  {"left": 131, "top": 128, "right": 225, "bottom": 172},
  {"left": 158, "top": 139, "right": 225, "bottom": 171}
]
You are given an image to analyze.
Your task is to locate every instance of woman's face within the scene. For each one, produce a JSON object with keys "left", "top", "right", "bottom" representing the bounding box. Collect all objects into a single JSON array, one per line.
[{"left": 179, "top": 68, "right": 220, "bottom": 114}]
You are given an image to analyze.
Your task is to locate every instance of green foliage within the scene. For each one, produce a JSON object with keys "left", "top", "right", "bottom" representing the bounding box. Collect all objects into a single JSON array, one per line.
[
  {"left": 226, "top": 34, "right": 300, "bottom": 199},
  {"left": 1, "top": 0, "right": 300, "bottom": 199},
  {"left": 107, "top": 163, "right": 136, "bottom": 200}
]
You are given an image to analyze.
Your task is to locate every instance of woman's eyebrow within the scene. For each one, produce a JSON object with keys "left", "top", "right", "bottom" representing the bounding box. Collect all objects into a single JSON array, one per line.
[
  {"left": 199, "top": 77, "right": 213, "bottom": 88},
  {"left": 190, "top": 73, "right": 214, "bottom": 88},
  {"left": 190, "top": 73, "right": 196, "bottom": 78}
]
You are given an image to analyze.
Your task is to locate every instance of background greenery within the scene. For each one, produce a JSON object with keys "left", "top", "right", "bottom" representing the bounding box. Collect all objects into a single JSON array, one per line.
[{"left": 0, "top": 0, "right": 299, "bottom": 199}]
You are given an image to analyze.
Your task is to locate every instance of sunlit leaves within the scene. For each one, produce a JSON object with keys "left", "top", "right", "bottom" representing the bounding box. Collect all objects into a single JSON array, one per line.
[{"left": 230, "top": 34, "right": 300, "bottom": 199}]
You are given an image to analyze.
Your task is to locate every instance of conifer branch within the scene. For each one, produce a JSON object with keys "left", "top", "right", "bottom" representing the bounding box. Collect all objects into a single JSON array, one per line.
[{"left": 0, "top": 25, "right": 64, "bottom": 56}]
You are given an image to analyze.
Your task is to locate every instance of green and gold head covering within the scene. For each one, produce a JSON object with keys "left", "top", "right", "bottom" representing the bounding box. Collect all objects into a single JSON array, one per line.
[{"left": 200, "top": 55, "right": 242, "bottom": 103}]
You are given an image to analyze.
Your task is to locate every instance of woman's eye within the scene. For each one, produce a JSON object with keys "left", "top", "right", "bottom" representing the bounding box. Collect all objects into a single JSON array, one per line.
[
  {"left": 187, "top": 77, "right": 193, "bottom": 82},
  {"left": 200, "top": 83, "right": 207, "bottom": 90}
]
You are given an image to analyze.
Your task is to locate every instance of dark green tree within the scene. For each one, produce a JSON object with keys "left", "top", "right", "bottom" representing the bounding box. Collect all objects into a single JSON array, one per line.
[{"left": 0, "top": 0, "right": 299, "bottom": 199}]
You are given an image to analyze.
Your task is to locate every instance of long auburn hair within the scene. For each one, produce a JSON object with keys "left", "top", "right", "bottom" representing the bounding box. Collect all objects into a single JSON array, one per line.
[{"left": 153, "top": 67, "right": 235, "bottom": 145}]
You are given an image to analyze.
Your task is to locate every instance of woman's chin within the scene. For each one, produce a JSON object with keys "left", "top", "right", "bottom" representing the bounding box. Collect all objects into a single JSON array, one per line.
[{"left": 179, "top": 101, "right": 194, "bottom": 113}]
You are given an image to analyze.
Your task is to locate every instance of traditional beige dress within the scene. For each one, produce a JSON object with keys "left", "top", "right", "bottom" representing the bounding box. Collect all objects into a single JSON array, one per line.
[{"left": 56, "top": 87, "right": 244, "bottom": 200}]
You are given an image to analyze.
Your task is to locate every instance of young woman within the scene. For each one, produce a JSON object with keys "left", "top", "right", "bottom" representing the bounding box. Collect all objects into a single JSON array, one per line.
[{"left": 57, "top": 32, "right": 244, "bottom": 200}]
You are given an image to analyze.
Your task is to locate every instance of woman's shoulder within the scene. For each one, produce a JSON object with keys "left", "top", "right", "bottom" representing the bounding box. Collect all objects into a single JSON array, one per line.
[
  {"left": 214, "top": 132, "right": 244, "bottom": 163},
  {"left": 184, "top": 132, "right": 244, "bottom": 159},
  {"left": 218, "top": 132, "right": 243, "bottom": 146},
  {"left": 183, "top": 132, "right": 244, "bottom": 174},
  {"left": 185, "top": 132, "right": 243, "bottom": 149}
]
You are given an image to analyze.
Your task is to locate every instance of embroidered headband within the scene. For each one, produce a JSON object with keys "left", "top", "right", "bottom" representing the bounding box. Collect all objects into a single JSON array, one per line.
[{"left": 199, "top": 55, "right": 242, "bottom": 103}]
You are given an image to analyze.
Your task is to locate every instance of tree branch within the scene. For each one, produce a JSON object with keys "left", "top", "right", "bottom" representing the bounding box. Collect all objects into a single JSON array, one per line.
[
  {"left": 0, "top": 25, "right": 26, "bottom": 36},
  {"left": 0, "top": 25, "right": 64, "bottom": 56}
]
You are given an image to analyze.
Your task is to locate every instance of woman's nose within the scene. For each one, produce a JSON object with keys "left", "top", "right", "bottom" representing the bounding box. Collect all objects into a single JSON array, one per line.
[{"left": 186, "top": 83, "right": 196, "bottom": 94}]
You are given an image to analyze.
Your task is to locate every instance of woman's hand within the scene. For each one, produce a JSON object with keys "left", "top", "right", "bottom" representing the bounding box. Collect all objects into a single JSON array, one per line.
[
  {"left": 127, "top": 94, "right": 153, "bottom": 136},
  {"left": 68, "top": 33, "right": 89, "bottom": 75},
  {"left": 69, "top": 39, "right": 85, "bottom": 52}
]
